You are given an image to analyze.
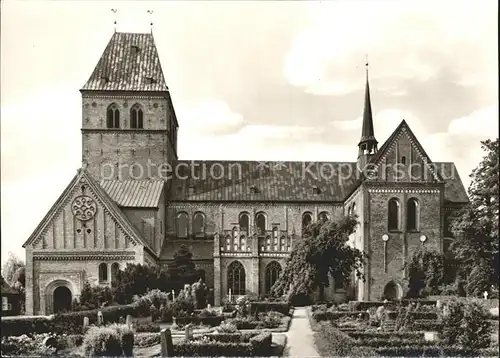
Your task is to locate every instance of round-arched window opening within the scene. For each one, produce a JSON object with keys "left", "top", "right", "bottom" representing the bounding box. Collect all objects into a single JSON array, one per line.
[
  {"left": 87, "top": 229, "right": 92, "bottom": 234},
  {"left": 76, "top": 229, "right": 82, "bottom": 234}
]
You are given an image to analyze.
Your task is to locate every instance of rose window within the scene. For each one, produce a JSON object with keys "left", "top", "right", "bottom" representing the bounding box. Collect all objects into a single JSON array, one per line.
[{"left": 71, "top": 195, "right": 97, "bottom": 221}]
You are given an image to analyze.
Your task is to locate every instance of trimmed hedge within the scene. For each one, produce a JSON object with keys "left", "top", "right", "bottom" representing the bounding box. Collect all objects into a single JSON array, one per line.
[
  {"left": 1, "top": 303, "right": 139, "bottom": 337},
  {"left": 348, "top": 301, "right": 386, "bottom": 311},
  {"left": 249, "top": 302, "right": 290, "bottom": 316},
  {"left": 347, "top": 331, "right": 424, "bottom": 340},
  {"left": 410, "top": 311, "right": 438, "bottom": 320},
  {"left": 375, "top": 345, "right": 499, "bottom": 357},
  {"left": 353, "top": 337, "right": 427, "bottom": 348},
  {"left": 173, "top": 332, "right": 272, "bottom": 357},
  {"left": 175, "top": 315, "right": 224, "bottom": 327},
  {"left": 412, "top": 319, "right": 443, "bottom": 331},
  {"left": 312, "top": 310, "right": 369, "bottom": 322}
]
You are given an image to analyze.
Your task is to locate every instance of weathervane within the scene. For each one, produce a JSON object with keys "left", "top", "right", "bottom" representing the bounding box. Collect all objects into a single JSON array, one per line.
[
  {"left": 365, "top": 53, "right": 370, "bottom": 78},
  {"left": 111, "top": 9, "right": 118, "bottom": 32},
  {"left": 147, "top": 10, "right": 154, "bottom": 33}
]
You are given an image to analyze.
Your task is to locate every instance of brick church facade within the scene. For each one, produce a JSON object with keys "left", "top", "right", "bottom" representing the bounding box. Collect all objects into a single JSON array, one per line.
[{"left": 23, "top": 32, "right": 468, "bottom": 315}]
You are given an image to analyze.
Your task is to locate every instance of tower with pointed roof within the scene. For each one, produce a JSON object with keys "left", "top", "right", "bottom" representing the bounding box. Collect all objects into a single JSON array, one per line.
[
  {"left": 80, "top": 32, "right": 178, "bottom": 181},
  {"left": 357, "top": 62, "right": 378, "bottom": 171}
]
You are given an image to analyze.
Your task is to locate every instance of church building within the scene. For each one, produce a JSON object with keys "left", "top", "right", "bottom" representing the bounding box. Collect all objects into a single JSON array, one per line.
[{"left": 23, "top": 32, "right": 468, "bottom": 315}]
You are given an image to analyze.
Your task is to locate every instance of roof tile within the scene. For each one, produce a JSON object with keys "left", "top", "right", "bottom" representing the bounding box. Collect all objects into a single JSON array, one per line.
[{"left": 81, "top": 32, "right": 168, "bottom": 92}]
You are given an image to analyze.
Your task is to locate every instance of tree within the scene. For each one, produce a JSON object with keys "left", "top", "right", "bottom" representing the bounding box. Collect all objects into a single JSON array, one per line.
[
  {"left": 2, "top": 252, "right": 24, "bottom": 286},
  {"left": 168, "top": 244, "right": 197, "bottom": 289},
  {"left": 271, "top": 216, "right": 367, "bottom": 302},
  {"left": 466, "top": 259, "right": 492, "bottom": 297},
  {"left": 452, "top": 138, "right": 499, "bottom": 287},
  {"left": 406, "top": 246, "right": 445, "bottom": 297},
  {"left": 112, "top": 264, "right": 167, "bottom": 304}
]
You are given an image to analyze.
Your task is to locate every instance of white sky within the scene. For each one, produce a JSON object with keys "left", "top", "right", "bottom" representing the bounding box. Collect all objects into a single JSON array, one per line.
[{"left": 1, "top": 0, "right": 498, "bottom": 265}]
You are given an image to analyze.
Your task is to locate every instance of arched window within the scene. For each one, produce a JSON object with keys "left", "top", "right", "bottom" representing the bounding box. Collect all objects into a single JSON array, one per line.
[
  {"left": 227, "top": 261, "right": 246, "bottom": 296},
  {"left": 240, "top": 235, "right": 246, "bottom": 251},
  {"left": 225, "top": 235, "right": 231, "bottom": 251},
  {"left": 265, "top": 261, "right": 282, "bottom": 294},
  {"left": 192, "top": 212, "right": 205, "bottom": 236},
  {"left": 255, "top": 212, "right": 266, "bottom": 235},
  {"left": 407, "top": 198, "right": 420, "bottom": 231},
  {"left": 302, "top": 212, "right": 313, "bottom": 235},
  {"left": 319, "top": 211, "right": 329, "bottom": 221},
  {"left": 99, "top": 263, "right": 108, "bottom": 282},
  {"left": 239, "top": 212, "right": 250, "bottom": 234},
  {"left": 388, "top": 198, "right": 401, "bottom": 231},
  {"left": 130, "top": 104, "right": 144, "bottom": 129},
  {"left": 351, "top": 203, "right": 356, "bottom": 216},
  {"left": 347, "top": 206, "right": 352, "bottom": 217},
  {"left": 176, "top": 212, "right": 189, "bottom": 238},
  {"left": 106, "top": 103, "right": 120, "bottom": 129},
  {"left": 401, "top": 156, "right": 406, "bottom": 165},
  {"left": 266, "top": 236, "right": 271, "bottom": 251},
  {"left": 111, "top": 262, "right": 119, "bottom": 282}
]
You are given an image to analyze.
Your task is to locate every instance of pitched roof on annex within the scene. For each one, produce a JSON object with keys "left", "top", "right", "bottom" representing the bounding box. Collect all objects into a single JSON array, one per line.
[
  {"left": 81, "top": 32, "right": 168, "bottom": 92},
  {"left": 100, "top": 179, "right": 165, "bottom": 208}
]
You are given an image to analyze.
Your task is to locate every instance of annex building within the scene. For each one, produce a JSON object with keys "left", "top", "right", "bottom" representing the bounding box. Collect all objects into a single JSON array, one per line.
[{"left": 23, "top": 32, "right": 468, "bottom": 315}]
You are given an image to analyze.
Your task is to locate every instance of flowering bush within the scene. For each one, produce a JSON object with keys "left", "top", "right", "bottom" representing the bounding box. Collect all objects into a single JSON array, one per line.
[{"left": 236, "top": 296, "right": 250, "bottom": 317}]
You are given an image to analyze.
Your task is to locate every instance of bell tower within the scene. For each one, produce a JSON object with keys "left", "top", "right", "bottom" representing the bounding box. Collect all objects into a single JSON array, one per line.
[
  {"left": 80, "top": 32, "right": 179, "bottom": 181},
  {"left": 357, "top": 60, "right": 378, "bottom": 171}
]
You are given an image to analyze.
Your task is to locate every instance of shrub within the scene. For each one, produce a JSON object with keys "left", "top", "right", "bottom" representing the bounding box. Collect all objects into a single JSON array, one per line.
[
  {"left": 257, "top": 311, "right": 284, "bottom": 329},
  {"left": 249, "top": 333, "right": 272, "bottom": 356},
  {"left": 216, "top": 321, "right": 238, "bottom": 333},
  {"left": 134, "top": 322, "right": 161, "bottom": 333},
  {"left": 312, "top": 310, "right": 369, "bottom": 322},
  {"left": 135, "top": 332, "right": 161, "bottom": 348},
  {"left": 173, "top": 341, "right": 253, "bottom": 357},
  {"left": 82, "top": 326, "right": 123, "bottom": 357},
  {"left": 440, "top": 298, "right": 492, "bottom": 350},
  {"left": 0, "top": 333, "right": 58, "bottom": 356},
  {"left": 82, "top": 324, "right": 135, "bottom": 357},
  {"left": 313, "top": 322, "right": 375, "bottom": 357},
  {"left": 249, "top": 301, "right": 290, "bottom": 316},
  {"left": 348, "top": 301, "right": 385, "bottom": 312},
  {"left": 74, "top": 281, "right": 113, "bottom": 311},
  {"left": 394, "top": 305, "right": 415, "bottom": 331},
  {"left": 458, "top": 299, "right": 491, "bottom": 349}
]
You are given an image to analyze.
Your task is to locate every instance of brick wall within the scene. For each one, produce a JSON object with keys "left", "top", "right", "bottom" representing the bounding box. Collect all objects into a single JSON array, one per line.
[
  {"left": 81, "top": 95, "right": 177, "bottom": 181},
  {"left": 366, "top": 186, "right": 443, "bottom": 300}
]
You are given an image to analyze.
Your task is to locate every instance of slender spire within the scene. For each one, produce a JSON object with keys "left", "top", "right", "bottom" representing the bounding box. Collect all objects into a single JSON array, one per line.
[
  {"left": 360, "top": 57, "right": 376, "bottom": 143},
  {"left": 357, "top": 56, "right": 378, "bottom": 167},
  {"left": 111, "top": 9, "right": 118, "bottom": 33}
]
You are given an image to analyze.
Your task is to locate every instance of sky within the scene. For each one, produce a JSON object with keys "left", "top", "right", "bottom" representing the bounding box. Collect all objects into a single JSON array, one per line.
[{"left": 1, "top": 0, "right": 498, "bottom": 265}]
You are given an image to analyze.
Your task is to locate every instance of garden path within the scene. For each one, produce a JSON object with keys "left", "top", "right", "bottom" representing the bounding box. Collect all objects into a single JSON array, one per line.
[{"left": 283, "top": 307, "right": 320, "bottom": 357}]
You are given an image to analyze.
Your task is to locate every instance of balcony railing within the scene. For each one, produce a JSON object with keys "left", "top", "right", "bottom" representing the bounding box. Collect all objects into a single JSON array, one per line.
[{"left": 219, "top": 229, "right": 292, "bottom": 253}]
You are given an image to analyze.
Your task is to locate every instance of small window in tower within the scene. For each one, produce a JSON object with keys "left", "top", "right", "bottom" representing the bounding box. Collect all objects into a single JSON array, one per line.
[
  {"left": 131, "top": 45, "right": 140, "bottom": 54},
  {"left": 312, "top": 185, "right": 321, "bottom": 194},
  {"left": 401, "top": 156, "right": 406, "bottom": 165}
]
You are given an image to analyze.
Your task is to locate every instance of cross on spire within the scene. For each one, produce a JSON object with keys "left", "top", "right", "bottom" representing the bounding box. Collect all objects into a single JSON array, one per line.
[
  {"left": 147, "top": 10, "right": 154, "bottom": 33},
  {"left": 111, "top": 9, "right": 118, "bottom": 33}
]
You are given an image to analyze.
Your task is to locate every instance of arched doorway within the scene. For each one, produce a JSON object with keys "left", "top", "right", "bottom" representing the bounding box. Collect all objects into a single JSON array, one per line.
[
  {"left": 53, "top": 286, "right": 72, "bottom": 313},
  {"left": 383, "top": 281, "right": 402, "bottom": 300}
]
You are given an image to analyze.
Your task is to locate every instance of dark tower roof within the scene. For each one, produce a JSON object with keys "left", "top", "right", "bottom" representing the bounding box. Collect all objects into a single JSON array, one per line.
[
  {"left": 358, "top": 66, "right": 378, "bottom": 147},
  {"left": 81, "top": 32, "right": 168, "bottom": 92}
]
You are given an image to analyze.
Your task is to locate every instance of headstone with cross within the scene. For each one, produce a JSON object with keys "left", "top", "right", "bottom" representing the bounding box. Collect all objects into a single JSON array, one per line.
[{"left": 484, "top": 291, "right": 489, "bottom": 300}]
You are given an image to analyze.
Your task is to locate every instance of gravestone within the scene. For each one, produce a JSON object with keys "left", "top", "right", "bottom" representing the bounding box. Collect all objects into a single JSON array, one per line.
[
  {"left": 126, "top": 314, "right": 132, "bottom": 328},
  {"left": 97, "top": 311, "right": 103, "bottom": 325},
  {"left": 207, "top": 304, "right": 211, "bottom": 310},
  {"left": 82, "top": 316, "right": 89, "bottom": 334},
  {"left": 484, "top": 291, "right": 489, "bottom": 300},
  {"left": 185, "top": 324, "right": 193, "bottom": 341},
  {"left": 160, "top": 328, "right": 174, "bottom": 357}
]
